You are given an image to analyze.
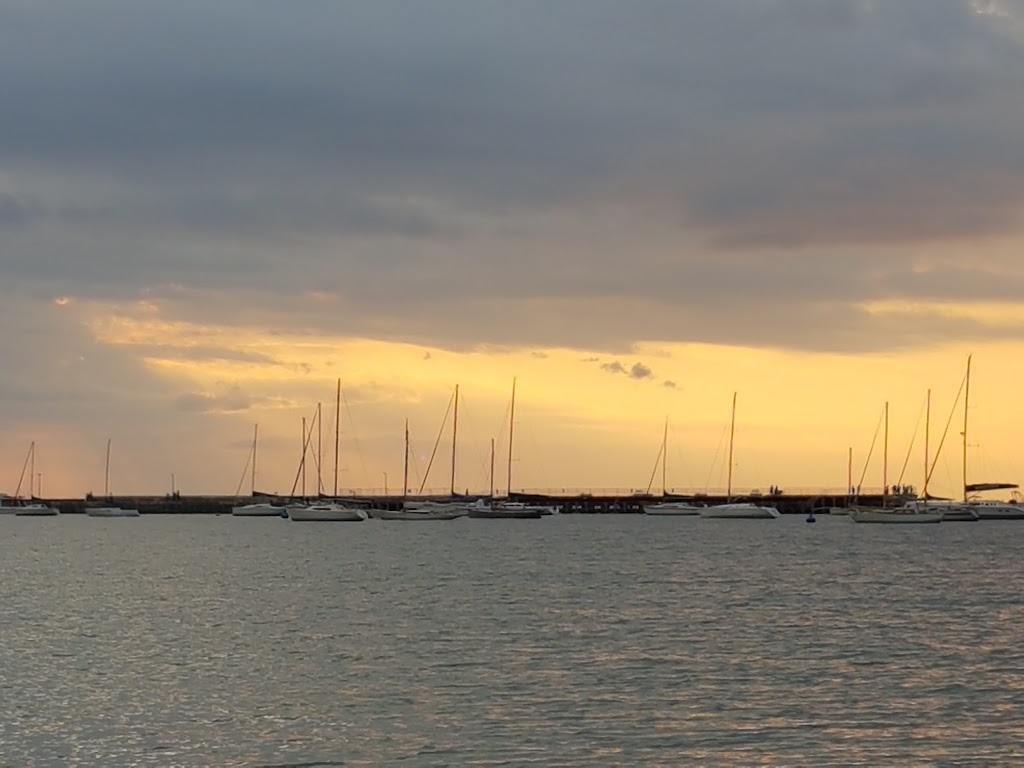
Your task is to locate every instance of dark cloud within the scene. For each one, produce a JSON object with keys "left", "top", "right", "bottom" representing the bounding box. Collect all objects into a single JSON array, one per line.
[
  {"left": 629, "top": 363, "right": 654, "bottom": 380},
  {"left": 663, "top": 381, "right": 678, "bottom": 389},
  {"left": 600, "top": 361, "right": 627, "bottom": 375},
  {"left": 1, "top": 0, "right": 1024, "bottom": 357}
]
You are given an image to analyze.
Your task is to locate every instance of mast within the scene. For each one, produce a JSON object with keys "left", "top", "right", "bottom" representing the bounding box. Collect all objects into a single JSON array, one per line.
[
  {"left": 507, "top": 377, "right": 517, "bottom": 497},
  {"left": 489, "top": 438, "right": 495, "bottom": 500},
  {"left": 847, "top": 446, "right": 852, "bottom": 504},
  {"left": 661, "top": 417, "right": 668, "bottom": 496},
  {"left": 105, "top": 437, "right": 111, "bottom": 497},
  {"left": 883, "top": 401, "right": 889, "bottom": 508},
  {"left": 251, "top": 424, "right": 258, "bottom": 496},
  {"left": 334, "top": 378, "right": 341, "bottom": 497},
  {"left": 726, "top": 392, "right": 736, "bottom": 502},
  {"left": 317, "top": 401, "right": 323, "bottom": 496},
  {"left": 924, "top": 389, "right": 930, "bottom": 501},
  {"left": 962, "top": 354, "right": 972, "bottom": 503},
  {"left": 29, "top": 441, "right": 35, "bottom": 498},
  {"left": 450, "top": 385, "right": 459, "bottom": 496},
  {"left": 301, "top": 417, "right": 306, "bottom": 498},
  {"left": 403, "top": 419, "right": 410, "bottom": 501}
]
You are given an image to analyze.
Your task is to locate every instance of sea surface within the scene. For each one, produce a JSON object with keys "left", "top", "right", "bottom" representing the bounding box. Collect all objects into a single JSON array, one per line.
[{"left": 1, "top": 512, "right": 1022, "bottom": 767}]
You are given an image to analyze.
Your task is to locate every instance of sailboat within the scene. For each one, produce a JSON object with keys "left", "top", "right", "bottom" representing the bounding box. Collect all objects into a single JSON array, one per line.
[
  {"left": 86, "top": 439, "right": 140, "bottom": 517},
  {"left": 8, "top": 442, "right": 59, "bottom": 515},
  {"left": 469, "top": 437, "right": 544, "bottom": 519},
  {"left": 700, "top": 393, "right": 780, "bottom": 519},
  {"left": 644, "top": 418, "right": 702, "bottom": 515},
  {"left": 232, "top": 424, "right": 285, "bottom": 516},
  {"left": 850, "top": 401, "right": 942, "bottom": 524},
  {"left": 955, "top": 356, "right": 1024, "bottom": 520},
  {"left": 376, "top": 420, "right": 467, "bottom": 520}
]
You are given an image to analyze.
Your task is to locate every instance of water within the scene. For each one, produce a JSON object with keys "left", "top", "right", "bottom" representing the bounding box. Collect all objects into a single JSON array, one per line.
[{"left": 1, "top": 513, "right": 1022, "bottom": 766}]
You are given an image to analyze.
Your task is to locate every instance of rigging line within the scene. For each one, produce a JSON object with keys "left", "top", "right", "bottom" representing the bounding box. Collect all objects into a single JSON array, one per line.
[
  {"left": 458, "top": 392, "right": 491, "bottom": 492},
  {"left": 340, "top": 386, "right": 369, "bottom": 492},
  {"left": 13, "top": 442, "right": 32, "bottom": 499},
  {"left": 645, "top": 429, "right": 664, "bottom": 494},
  {"left": 926, "top": 368, "right": 967, "bottom": 487},
  {"left": 896, "top": 393, "right": 927, "bottom": 486},
  {"left": 288, "top": 406, "right": 322, "bottom": 497},
  {"left": 234, "top": 440, "right": 253, "bottom": 499},
  {"left": 418, "top": 388, "right": 455, "bottom": 495},
  {"left": 857, "top": 404, "right": 885, "bottom": 491},
  {"left": 704, "top": 423, "right": 728, "bottom": 493}
]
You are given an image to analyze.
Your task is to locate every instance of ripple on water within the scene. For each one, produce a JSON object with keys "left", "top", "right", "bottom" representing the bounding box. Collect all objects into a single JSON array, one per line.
[{"left": 1, "top": 514, "right": 1023, "bottom": 765}]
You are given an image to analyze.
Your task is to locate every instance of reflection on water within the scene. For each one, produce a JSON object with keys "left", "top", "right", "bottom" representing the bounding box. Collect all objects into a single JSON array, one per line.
[{"left": 1, "top": 514, "right": 1022, "bottom": 765}]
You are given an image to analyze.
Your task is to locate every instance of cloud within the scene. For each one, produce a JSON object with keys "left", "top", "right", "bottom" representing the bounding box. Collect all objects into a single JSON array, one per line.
[
  {"left": 663, "top": 380, "right": 678, "bottom": 389},
  {"left": 600, "top": 361, "right": 627, "bottom": 375},
  {"left": 629, "top": 362, "right": 653, "bottom": 380},
  {"left": 174, "top": 387, "right": 252, "bottom": 414},
  {"left": 594, "top": 358, "right": 658, "bottom": 380},
  {"left": 2, "top": 0, "right": 1024, "bottom": 361}
]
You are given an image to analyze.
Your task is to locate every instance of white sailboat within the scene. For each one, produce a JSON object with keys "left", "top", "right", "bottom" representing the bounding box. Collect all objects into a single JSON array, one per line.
[
  {"left": 956, "top": 356, "right": 1023, "bottom": 520},
  {"left": 700, "top": 393, "right": 780, "bottom": 519},
  {"left": 6, "top": 443, "right": 59, "bottom": 515},
  {"left": 644, "top": 419, "right": 702, "bottom": 515},
  {"left": 851, "top": 400, "right": 942, "bottom": 524},
  {"left": 287, "top": 502, "right": 368, "bottom": 522},
  {"left": 469, "top": 436, "right": 545, "bottom": 519},
  {"left": 87, "top": 439, "right": 140, "bottom": 517},
  {"left": 376, "top": 419, "right": 468, "bottom": 520},
  {"left": 232, "top": 424, "right": 285, "bottom": 516}
]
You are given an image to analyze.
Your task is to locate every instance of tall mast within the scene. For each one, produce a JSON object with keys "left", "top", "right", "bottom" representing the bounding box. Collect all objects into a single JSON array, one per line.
[
  {"left": 403, "top": 419, "right": 410, "bottom": 501},
  {"left": 450, "top": 384, "right": 459, "bottom": 496},
  {"left": 317, "top": 401, "right": 323, "bottom": 496},
  {"left": 883, "top": 401, "right": 889, "bottom": 508},
  {"left": 301, "top": 417, "right": 306, "bottom": 498},
  {"left": 251, "top": 424, "right": 258, "bottom": 496},
  {"left": 105, "top": 437, "right": 111, "bottom": 497},
  {"left": 661, "top": 417, "right": 668, "bottom": 496},
  {"left": 507, "top": 377, "right": 517, "bottom": 497},
  {"left": 489, "top": 438, "right": 495, "bottom": 499},
  {"left": 847, "top": 446, "right": 852, "bottom": 504},
  {"left": 334, "top": 378, "right": 341, "bottom": 497},
  {"left": 962, "top": 354, "right": 972, "bottom": 503},
  {"left": 726, "top": 392, "right": 736, "bottom": 502},
  {"left": 924, "top": 389, "right": 930, "bottom": 500},
  {"left": 29, "top": 441, "right": 35, "bottom": 498}
]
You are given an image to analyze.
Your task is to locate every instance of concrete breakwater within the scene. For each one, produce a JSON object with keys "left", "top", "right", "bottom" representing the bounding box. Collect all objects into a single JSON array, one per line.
[{"left": 36, "top": 492, "right": 895, "bottom": 515}]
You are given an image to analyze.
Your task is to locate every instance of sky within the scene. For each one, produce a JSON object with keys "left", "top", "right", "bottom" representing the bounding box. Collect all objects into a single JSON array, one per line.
[{"left": 3, "top": 0, "right": 1024, "bottom": 499}]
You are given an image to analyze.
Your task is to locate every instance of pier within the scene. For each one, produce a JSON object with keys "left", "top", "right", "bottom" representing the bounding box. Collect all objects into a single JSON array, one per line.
[{"left": 30, "top": 491, "right": 903, "bottom": 516}]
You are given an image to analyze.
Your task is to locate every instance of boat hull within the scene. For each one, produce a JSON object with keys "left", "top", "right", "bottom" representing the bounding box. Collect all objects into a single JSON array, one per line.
[
  {"left": 468, "top": 507, "right": 543, "bottom": 519},
  {"left": 87, "top": 507, "right": 140, "bottom": 517},
  {"left": 644, "top": 504, "right": 701, "bottom": 515},
  {"left": 972, "top": 506, "right": 1024, "bottom": 520},
  {"left": 374, "top": 509, "right": 467, "bottom": 520},
  {"left": 700, "top": 503, "right": 780, "bottom": 519},
  {"left": 14, "top": 505, "right": 60, "bottom": 516},
  {"left": 288, "top": 506, "right": 368, "bottom": 522},
  {"left": 232, "top": 504, "right": 285, "bottom": 517},
  {"left": 850, "top": 508, "right": 942, "bottom": 524}
]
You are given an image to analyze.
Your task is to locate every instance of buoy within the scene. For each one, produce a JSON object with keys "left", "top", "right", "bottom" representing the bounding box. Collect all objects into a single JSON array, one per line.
[{"left": 806, "top": 512, "right": 816, "bottom": 523}]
